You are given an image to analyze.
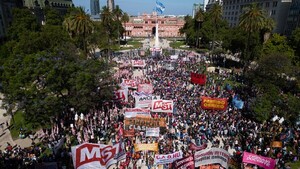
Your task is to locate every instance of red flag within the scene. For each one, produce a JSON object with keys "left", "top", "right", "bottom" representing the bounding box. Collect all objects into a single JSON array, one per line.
[
  {"left": 191, "top": 72, "right": 206, "bottom": 85},
  {"left": 174, "top": 155, "right": 195, "bottom": 169}
]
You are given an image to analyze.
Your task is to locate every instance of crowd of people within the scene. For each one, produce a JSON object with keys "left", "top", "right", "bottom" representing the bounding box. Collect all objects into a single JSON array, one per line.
[{"left": 0, "top": 49, "right": 300, "bottom": 169}]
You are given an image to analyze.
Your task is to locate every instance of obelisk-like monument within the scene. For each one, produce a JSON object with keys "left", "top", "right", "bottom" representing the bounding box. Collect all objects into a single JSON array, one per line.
[{"left": 154, "top": 23, "right": 159, "bottom": 49}]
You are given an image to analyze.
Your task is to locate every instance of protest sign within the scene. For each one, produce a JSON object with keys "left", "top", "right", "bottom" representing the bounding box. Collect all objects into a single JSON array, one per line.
[
  {"left": 134, "top": 143, "right": 158, "bottom": 152},
  {"left": 122, "top": 79, "right": 138, "bottom": 89},
  {"left": 191, "top": 72, "right": 206, "bottom": 85},
  {"left": 138, "top": 84, "right": 154, "bottom": 94},
  {"left": 154, "top": 151, "right": 183, "bottom": 165},
  {"left": 194, "top": 148, "right": 230, "bottom": 168},
  {"left": 201, "top": 97, "right": 227, "bottom": 111},
  {"left": 145, "top": 127, "right": 160, "bottom": 137},
  {"left": 124, "top": 117, "right": 166, "bottom": 128},
  {"left": 151, "top": 100, "right": 173, "bottom": 113},
  {"left": 135, "top": 95, "right": 160, "bottom": 108},
  {"left": 132, "top": 60, "right": 146, "bottom": 67},
  {"left": 175, "top": 155, "right": 195, "bottom": 169},
  {"left": 124, "top": 108, "right": 151, "bottom": 118},
  {"left": 242, "top": 152, "right": 276, "bottom": 169}
]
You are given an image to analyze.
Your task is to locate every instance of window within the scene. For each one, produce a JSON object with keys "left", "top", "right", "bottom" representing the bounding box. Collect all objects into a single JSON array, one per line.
[
  {"left": 266, "top": 2, "right": 269, "bottom": 7},
  {"left": 271, "top": 10, "right": 276, "bottom": 15},
  {"left": 273, "top": 1, "right": 278, "bottom": 7}
]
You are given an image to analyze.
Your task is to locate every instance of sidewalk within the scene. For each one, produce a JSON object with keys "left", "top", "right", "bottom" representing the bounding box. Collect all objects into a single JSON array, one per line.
[{"left": 0, "top": 99, "right": 34, "bottom": 150}]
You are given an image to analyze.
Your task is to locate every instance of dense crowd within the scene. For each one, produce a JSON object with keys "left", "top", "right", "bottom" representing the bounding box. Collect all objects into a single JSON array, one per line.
[{"left": 0, "top": 49, "right": 299, "bottom": 169}]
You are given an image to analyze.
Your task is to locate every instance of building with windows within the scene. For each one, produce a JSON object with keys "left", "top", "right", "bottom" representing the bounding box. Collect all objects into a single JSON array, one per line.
[
  {"left": 285, "top": 0, "right": 300, "bottom": 36},
  {"left": 90, "top": 0, "right": 100, "bottom": 16},
  {"left": 206, "top": 0, "right": 223, "bottom": 11},
  {"left": 107, "top": 0, "right": 114, "bottom": 12},
  {"left": 222, "top": 0, "right": 292, "bottom": 34},
  {"left": 0, "top": 0, "right": 23, "bottom": 42},
  {"left": 192, "top": 3, "right": 205, "bottom": 18},
  {"left": 123, "top": 12, "right": 185, "bottom": 38},
  {"left": 23, "top": 0, "right": 73, "bottom": 15}
]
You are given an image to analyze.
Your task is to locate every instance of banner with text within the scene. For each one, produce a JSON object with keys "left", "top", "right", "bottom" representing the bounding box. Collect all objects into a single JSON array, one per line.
[
  {"left": 194, "top": 148, "right": 230, "bottom": 168},
  {"left": 242, "top": 152, "right": 276, "bottom": 169},
  {"left": 71, "top": 142, "right": 126, "bottom": 169},
  {"left": 122, "top": 79, "right": 138, "bottom": 89},
  {"left": 151, "top": 100, "right": 173, "bottom": 113},
  {"left": 132, "top": 60, "right": 146, "bottom": 68},
  {"left": 175, "top": 155, "right": 195, "bottom": 169},
  {"left": 124, "top": 117, "right": 166, "bottom": 128},
  {"left": 135, "top": 95, "right": 160, "bottom": 108},
  {"left": 201, "top": 97, "right": 227, "bottom": 111},
  {"left": 124, "top": 108, "right": 151, "bottom": 118},
  {"left": 154, "top": 151, "right": 183, "bottom": 165},
  {"left": 114, "top": 89, "right": 128, "bottom": 102},
  {"left": 146, "top": 127, "right": 160, "bottom": 137},
  {"left": 138, "top": 84, "right": 154, "bottom": 94},
  {"left": 191, "top": 72, "right": 206, "bottom": 85},
  {"left": 123, "top": 128, "right": 135, "bottom": 137},
  {"left": 134, "top": 143, "right": 158, "bottom": 152}
]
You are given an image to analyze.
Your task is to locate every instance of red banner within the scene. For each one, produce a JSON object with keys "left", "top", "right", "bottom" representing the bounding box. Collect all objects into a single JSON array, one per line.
[
  {"left": 201, "top": 97, "right": 227, "bottom": 111},
  {"left": 191, "top": 72, "right": 206, "bottom": 85},
  {"left": 175, "top": 155, "right": 195, "bottom": 169},
  {"left": 124, "top": 128, "right": 135, "bottom": 137},
  {"left": 132, "top": 60, "right": 146, "bottom": 67},
  {"left": 122, "top": 79, "right": 138, "bottom": 88},
  {"left": 188, "top": 142, "right": 207, "bottom": 151}
]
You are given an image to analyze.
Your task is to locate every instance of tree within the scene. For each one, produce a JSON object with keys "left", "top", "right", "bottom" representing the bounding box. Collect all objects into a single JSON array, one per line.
[
  {"left": 63, "top": 7, "right": 94, "bottom": 58},
  {"left": 195, "top": 9, "right": 204, "bottom": 48},
  {"left": 113, "top": 5, "right": 124, "bottom": 48},
  {"left": 262, "top": 34, "right": 294, "bottom": 58},
  {"left": 44, "top": 7, "right": 63, "bottom": 26},
  {"left": 208, "top": 3, "right": 222, "bottom": 51},
  {"left": 121, "top": 12, "right": 130, "bottom": 43},
  {"left": 180, "top": 15, "right": 196, "bottom": 46},
  {"left": 261, "top": 17, "right": 275, "bottom": 43},
  {"left": 290, "top": 27, "right": 300, "bottom": 64}
]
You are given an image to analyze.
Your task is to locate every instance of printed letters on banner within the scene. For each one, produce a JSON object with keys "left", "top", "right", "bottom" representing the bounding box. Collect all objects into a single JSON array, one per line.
[
  {"left": 71, "top": 142, "right": 126, "bottom": 169},
  {"left": 124, "top": 108, "right": 151, "bottom": 118},
  {"left": 191, "top": 72, "right": 206, "bottom": 85},
  {"left": 194, "top": 148, "right": 230, "bottom": 168},
  {"left": 175, "top": 155, "right": 195, "bottom": 169},
  {"left": 123, "top": 128, "right": 135, "bottom": 137},
  {"left": 151, "top": 100, "right": 173, "bottom": 113},
  {"left": 188, "top": 142, "right": 207, "bottom": 151},
  {"left": 145, "top": 127, "right": 160, "bottom": 137},
  {"left": 242, "top": 152, "right": 276, "bottom": 169},
  {"left": 122, "top": 79, "right": 138, "bottom": 89},
  {"left": 201, "top": 97, "right": 227, "bottom": 111},
  {"left": 124, "top": 117, "right": 166, "bottom": 128},
  {"left": 134, "top": 143, "right": 158, "bottom": 152},
  {"left": 114, "top": 89, "right": 128, "bottom": 102},
  {"left": 135, "top": 95, "right": 160, "bottom": 108},
  {"left": 138, "top": 84, "right": 154, "bottom": 94},
  {"left": 132, "top": 60, "right": 146, "bottom": 67},
  {"left": 154, "top": 151, "right": 183, "bottom": 165}
]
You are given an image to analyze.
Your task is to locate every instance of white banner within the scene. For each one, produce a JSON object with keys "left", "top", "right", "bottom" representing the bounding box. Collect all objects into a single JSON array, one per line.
[
  {"left": 71, "top": 142, "right": 126, "bottom": 169},
  {"left": 135, "top": 95, "right": 160, "bottom": 108},
  {"left": 194, "top": 148, "right": 230, "bottom": 168},
  {"left": 146, "top": 127, "right": 160, "bottom": 137},
  {"left": 154, "top": 151, "right": 183, "bottom": 165},
  {"left": 138, "top": 84, "right": 154, "bottom": 94},
  {"left": 114, "top": 89, "right": 128, "bottom": 102},
  {"left": 170, "top": 55, "right": 178, "bottom": 60},
  {"left": 151, "top": 100, "right": 173, "bottom": 113},
  {"left": 122, "top": 79, "right": 138, "bottom": 89},
  {"left": 132, "top": 60, "right": 146, "bottom": 68},
  {"left": 124, "top": 108, "right": 151, "bottom": 118}
]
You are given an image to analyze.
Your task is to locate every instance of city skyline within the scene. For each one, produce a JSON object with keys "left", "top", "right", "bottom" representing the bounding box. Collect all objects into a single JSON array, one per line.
[{"left": 73, "top": 0, "right": 205, "bottom": 16}]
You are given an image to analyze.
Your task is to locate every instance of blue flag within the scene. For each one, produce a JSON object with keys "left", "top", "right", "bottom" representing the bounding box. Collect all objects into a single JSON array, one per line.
[
  {"left": 232, "top": 95, "right": 244, "bottom": 109},
  {"left": 156, "top": 1, "right": 165, "bottom": 14}
]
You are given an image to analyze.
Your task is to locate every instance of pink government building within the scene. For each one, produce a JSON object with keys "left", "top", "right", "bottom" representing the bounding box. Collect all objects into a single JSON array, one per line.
[{"left": 123, "top": 12, "right": 185, "bottom": 38}]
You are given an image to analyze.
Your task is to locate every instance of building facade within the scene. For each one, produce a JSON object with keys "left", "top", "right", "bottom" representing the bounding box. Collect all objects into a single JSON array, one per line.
[
  {"left": 0, "top": 0, "right": 23, "bottom": 41},
  {"left": 206, "top": 0, "right": 223, "bottom": 11},
  {"left": 90, "top": 0, "right": 100, "bottom": 16},
  {"left": 123, "top": 12, "right": 185, "bottom": 38},
  {"left": 285, "top": 0, "right": 300, "bottom": 36},
  {"left": 107, "top": 0, "right": 114, "bottom": 12},
  {"left": 222, "top": 0, "right": 292, "bottom": 34},
  {"left": 23, "top": 0, "right": 73, "bottom": 14},
  {"left": 192, "top": 3, "right": 205, "bottom": 18}
]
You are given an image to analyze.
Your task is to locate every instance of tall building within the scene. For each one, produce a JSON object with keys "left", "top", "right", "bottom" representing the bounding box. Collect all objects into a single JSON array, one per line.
[
  {"left": 0, "top": 0, "right": 23, "bottom": 41},
  {"left": 206, "top": 0, "right": 223, "bottom": 11},
  {"left": 285, "top": 0, "right": 300, "bottom": 36},
  {"left": 90, "top": 0, "right": 100, "bottom": 16},
  {"left": 222, "top": 0, "right": 292, "bottom": 34},
  {"left": 192, "top": 3, "right": 205, "bottom": 18},
  {"left": 23, "top": 0, "right": 73, "bottom": 15},
  {"left": 107, "top": 0, "right": 114, "bottom": 12}
]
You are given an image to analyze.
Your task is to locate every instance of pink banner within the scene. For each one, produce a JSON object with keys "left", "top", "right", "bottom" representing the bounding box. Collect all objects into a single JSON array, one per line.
[
  {"left": 242, "top": 152, "right": 276, "bottom": 169},
  {"left": 132, "top": 60, "right": 146, "bottom": 67},
  {"left": 138, "top": 84, "right": 154, "bottom": 94},
  {"left": 122, "top": 79, "right": 138, "bottom": 88}
]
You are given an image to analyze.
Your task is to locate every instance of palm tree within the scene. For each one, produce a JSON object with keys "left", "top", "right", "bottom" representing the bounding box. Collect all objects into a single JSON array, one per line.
[
  {"left": 208, "top": 3, "right": 222, "bottom": 51},
  {"left": 100, "top": 6, "right": 114, "bottom": 56},
  {"left": 262, "top": 17, "right": 275, "bottom": 43},
  {"left": 63, "top": 7, "right": 94, "bottom": 58},
  {"left": 121, "top": 12, "right": 130, "bottom": 43},
  {"left": 239, "top": 3, "right": 266, "bottom": 60},
  {"left": 195, "top": 9, "right": 204, "bottom": 48},
  {"left": 113, "top": 5, "right": 123, "bottom": 48}
]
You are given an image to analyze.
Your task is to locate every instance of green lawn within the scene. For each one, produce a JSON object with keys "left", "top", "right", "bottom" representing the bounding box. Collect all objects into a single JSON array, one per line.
[
  {"left": 287, "top": 161, "right": 300, "bottom": 169},
  {"left": 169, "top": 40, "right": 187, "bottom": 49},
  {"left": 10, "top": 111, "right": 39, "bottom": 140}
]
